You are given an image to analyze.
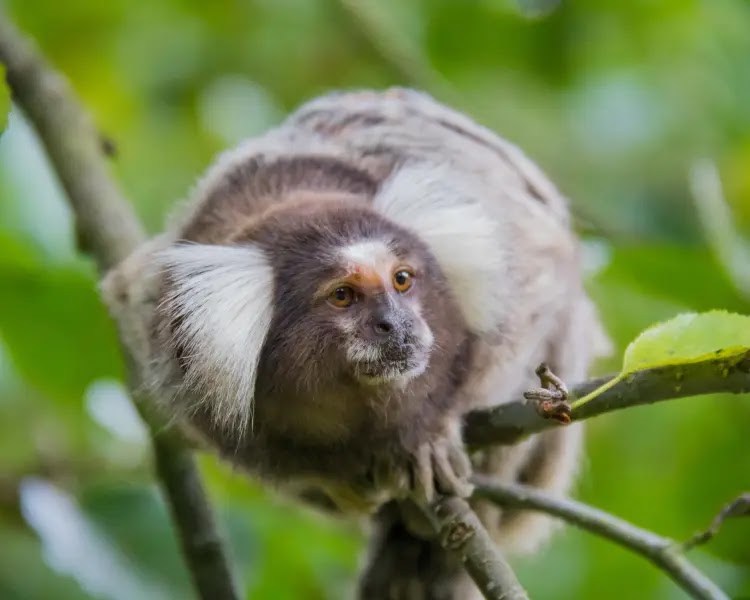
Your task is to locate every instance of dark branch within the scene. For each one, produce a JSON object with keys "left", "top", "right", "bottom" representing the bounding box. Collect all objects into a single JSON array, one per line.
[
  {"left": 473, "top": 476, "right": 729, "bottom": 600},
  {"left": 464, "top": 353, "right": 750, "bottom": 448},
  {"left": 421, "top": 496, "right": 529, "bottom": 600},
  {"left": 153, "top": 433, "right": 240, "bottom": 599},
  {"left": 0, "top": 18, "right": 142, "bottom": 272},
  {"left": 0, "top": 15, "right": 240, "bottom": 600}
]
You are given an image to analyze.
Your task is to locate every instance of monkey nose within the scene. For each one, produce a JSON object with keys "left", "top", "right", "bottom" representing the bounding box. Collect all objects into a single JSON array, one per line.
[{"left": 372, "top": 318, "right": 394, "bottom": 336}]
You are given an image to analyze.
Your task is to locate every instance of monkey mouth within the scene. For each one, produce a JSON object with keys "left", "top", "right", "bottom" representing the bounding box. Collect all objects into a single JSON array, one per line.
[
  {"left": 347, "top": 333, "right": 433, "bottom": 385},
  {"left": 354, "top": 351, "right": 429, "bottom": 385}
]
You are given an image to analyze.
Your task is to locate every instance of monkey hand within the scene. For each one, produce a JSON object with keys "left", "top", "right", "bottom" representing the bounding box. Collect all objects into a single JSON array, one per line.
[{"left": 372, "top": 427, "right": 474, "bottom": 504}]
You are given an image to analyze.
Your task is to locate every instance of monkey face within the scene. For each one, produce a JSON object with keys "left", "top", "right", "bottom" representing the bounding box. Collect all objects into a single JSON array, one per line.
[
  {"left": 249, "top": 205, "right": 455, "bottom": 398},
  {"left": 322, "top": 239, "right": 435, "bottom": 385}
]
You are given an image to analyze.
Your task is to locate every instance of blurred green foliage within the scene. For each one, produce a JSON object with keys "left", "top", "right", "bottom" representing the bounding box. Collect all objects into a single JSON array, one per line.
[
  {"left": 0, "top": 1, "right": 748, "bottom": 598},
  {"left": 0, "top": 65, "right": 8, "bottom": 131}
]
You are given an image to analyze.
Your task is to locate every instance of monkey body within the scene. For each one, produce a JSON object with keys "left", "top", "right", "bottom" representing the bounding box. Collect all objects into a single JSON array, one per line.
[{"left": 103, "top": 88, "right": 604, "bottom": 597}]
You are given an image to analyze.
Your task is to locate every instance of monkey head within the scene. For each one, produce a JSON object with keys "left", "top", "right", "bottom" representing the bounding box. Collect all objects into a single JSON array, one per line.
[{"left": 155, "top": 165, "right": 507, "bottom": 442}]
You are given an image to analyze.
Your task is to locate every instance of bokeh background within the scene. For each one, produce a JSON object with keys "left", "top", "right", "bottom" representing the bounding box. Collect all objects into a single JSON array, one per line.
[{"left": 1, "top": 1, "right": 749, "bottom": 598}]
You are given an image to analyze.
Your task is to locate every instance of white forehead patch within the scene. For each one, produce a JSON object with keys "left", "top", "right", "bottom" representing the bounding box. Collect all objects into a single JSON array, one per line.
[{"left": 341, "top": 240, "right": 394, "bottom": 271}]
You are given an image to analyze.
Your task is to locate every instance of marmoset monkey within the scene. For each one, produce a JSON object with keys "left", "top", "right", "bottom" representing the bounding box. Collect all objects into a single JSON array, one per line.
[{"left": 103, "top": 88, "right": 605, "bottom": 599}]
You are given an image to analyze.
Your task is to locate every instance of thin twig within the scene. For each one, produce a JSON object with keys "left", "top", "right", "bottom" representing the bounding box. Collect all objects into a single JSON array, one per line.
[
  {"left": 464, "top": 353, "right": 750, "bottom": 448},
  {"left": 0, "top": 15, "right": 240, "bottom": 600},
  {"left": 682, "top": 493, "right": 750, "bottom": 551},
  {"left": 473, "top": 476, "right": 729, "bottom": 600},
  {"left": 420, "top": 496, "right": 529, "bottom": 600}
]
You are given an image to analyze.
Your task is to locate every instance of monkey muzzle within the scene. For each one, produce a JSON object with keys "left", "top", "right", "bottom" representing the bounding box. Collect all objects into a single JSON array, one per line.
[{"left": 349, "top": 306, "right": 433, "bottom": 384}]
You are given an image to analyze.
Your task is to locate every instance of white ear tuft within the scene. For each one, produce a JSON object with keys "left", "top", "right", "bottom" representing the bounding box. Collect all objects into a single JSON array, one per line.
[
  {"left": 158, "top": 243, "right": 275, "bottom": 435},
  {"left": 373, "top": 163, "right": 508, "bottom": 333}
]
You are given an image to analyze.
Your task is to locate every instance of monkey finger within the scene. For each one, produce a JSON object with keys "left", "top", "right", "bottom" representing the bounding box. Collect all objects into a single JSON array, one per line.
[
  {"left": 432, "top": 442, "right": 474, "bottom": 498},
  {"left": 447, "top": 442, "right": 472, "bottom": 481},
  {"left": 412, "top": 443, "right": 435, "bottom": 504}
]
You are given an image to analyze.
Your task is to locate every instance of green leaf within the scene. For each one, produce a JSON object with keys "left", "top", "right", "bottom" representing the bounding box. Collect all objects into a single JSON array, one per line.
[
  {"left": 0, "top": 236, "right": 123, "bottom": 405},
  {"left": 623, "top": 311, "right": 750, "bottom": 372},
  {"left": 0, "top": 64, "right": 9, "bottom": 134},
  {"left": 572, "top": 310, "right": 750, "bottom": 409}
]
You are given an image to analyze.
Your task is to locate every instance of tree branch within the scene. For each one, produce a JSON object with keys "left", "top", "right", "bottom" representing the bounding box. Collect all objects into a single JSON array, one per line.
[
  {"left": 420, "top": 496, "right": 529, "bottom": 600},
  {"left": 473, "top": 476, "right": 729, "bottom": 600},
  {"left": 464, "top": 353, "right": 750, "bottom": 448},
  {"left": 0, "top": 21, "right": 142, "bottom": 272},
  {"left": 0, "top": 15, "right": 240, "bottom": 600},
  {"left": 152, "top": 432, "right": 240, "bottom": 600}
]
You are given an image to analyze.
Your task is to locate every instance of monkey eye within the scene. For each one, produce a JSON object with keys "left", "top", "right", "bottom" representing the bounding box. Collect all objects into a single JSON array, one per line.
[
  {"left": 392, "top": 269, "right": 414, "bottom": 293},
  {"left": 328, "top": 285, "right": 356, "bottom": 308}
]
